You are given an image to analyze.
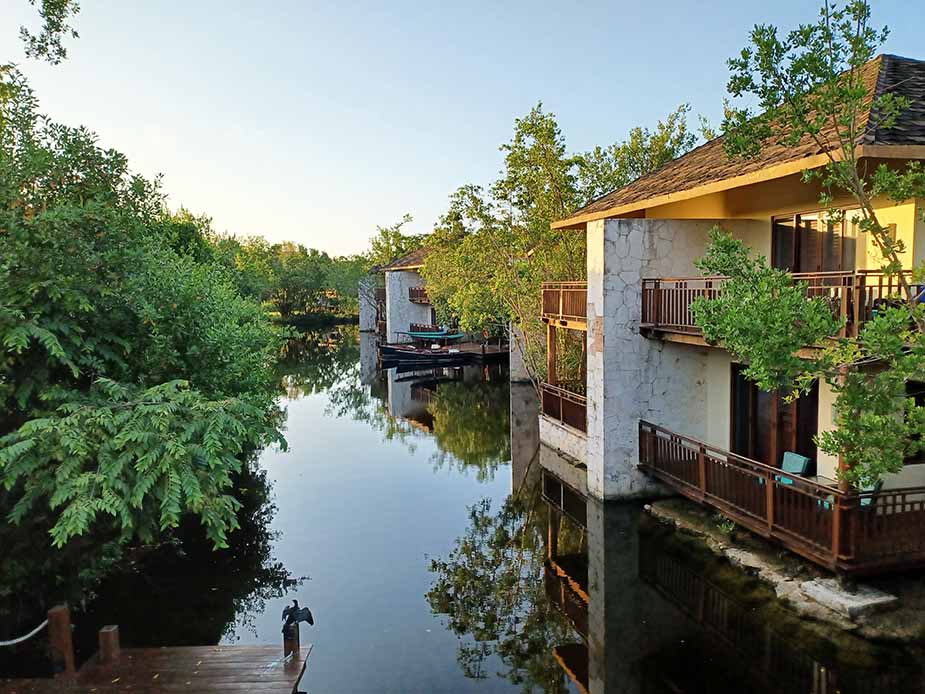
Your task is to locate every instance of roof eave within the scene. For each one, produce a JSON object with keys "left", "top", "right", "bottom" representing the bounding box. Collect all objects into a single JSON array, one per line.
[{"left": 551, "top": 143, "right": 925, "bottom": 230}]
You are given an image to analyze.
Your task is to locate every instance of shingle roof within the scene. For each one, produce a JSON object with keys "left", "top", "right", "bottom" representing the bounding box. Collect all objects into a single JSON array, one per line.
[
  {"left": 377, "top": 246, "right": 430, "bottom": 272},
  {"left": 555, "top": 54, "right": 925, "bottom": 228}
]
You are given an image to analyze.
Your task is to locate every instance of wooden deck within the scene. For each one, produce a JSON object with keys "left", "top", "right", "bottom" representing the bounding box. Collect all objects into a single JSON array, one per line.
[
  {"left": 1, "top": 645, "right": 310, "bottom": 694},
  {"left": 639, "top": 420, "right": 925, "bottom": 575}
]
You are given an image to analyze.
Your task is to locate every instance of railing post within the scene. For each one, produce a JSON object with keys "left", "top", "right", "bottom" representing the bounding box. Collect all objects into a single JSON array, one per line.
[
  {"left": 839, "top": 280, "right": 849, "bottom": 338},
  {"left": 47, "top": 605, "right": 75, "bottom": 677},
  {"left": 832, "top": 496, "right": 843, "bottom": 563},
  {"left": 653, "top": 279, "right": 661, "bottom": 328},
  {"left": 853, "top": 273, "right": 865, "bottom": 337},
  {"left": 99, "top": 625, "right": 120, "bottom": 665},
  {"left": 697, "top": 445, "right": 706, "bottom": 499},
  {"left": 283, "top": 622, "right": 300, "bottom": 658},
  {"left": 765, "top": 472, "right": 775, "bottom": 531}
]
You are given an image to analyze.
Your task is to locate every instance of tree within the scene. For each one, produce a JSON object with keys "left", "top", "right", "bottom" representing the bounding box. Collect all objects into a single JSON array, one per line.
[
  {"left": 17, "top": 0, "right": 81, "bottom": 64},
  {"left": 421, "top": 102, "right": 703, "bottom": 387},
  {"left": 367, "top": 214, "right": 426, "bottom": 270},
  {"left": 0, "top": 68, "right": 285, "bottom": 548},
  {"left": 693, "top": 0, "right": 925, "bottom": 488}
]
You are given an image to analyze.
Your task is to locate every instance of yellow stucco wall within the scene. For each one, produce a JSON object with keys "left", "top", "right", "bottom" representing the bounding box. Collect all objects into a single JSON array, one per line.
[
  {"left": 816, "top": 381, "right": 839, "bottom": 480},
  {"left": 644, "top": 173, "right": 923, "bottom": 270},
  {"left": 705, "top": 350, "right": 732, "bottom": 450}
]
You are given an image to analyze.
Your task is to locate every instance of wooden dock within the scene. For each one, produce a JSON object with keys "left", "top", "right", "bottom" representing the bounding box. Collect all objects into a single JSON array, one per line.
[
  {"left": 2, "top": 645, "right": 309, "bottom": 693},
  {"left": 1, "top": 608, "right": 309, "bottom": 694}
]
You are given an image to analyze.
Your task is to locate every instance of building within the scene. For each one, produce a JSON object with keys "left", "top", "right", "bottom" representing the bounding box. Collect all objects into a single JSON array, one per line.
[
  {"left": 376, "top": 247, "right": 436, "bottom": 343},
  {"left": 538, "top": 54, "right": 925, "bottom": 574}
]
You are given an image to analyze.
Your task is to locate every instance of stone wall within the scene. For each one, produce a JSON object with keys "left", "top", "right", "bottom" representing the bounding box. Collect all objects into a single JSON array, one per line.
[
  {"left": 585, "top": 217, "right": 766, "bottom": 500},
  {"left": 385, "top": 269, "right": 433, "bottom": 343},
  {"left": 539, "top": 415, "right": 587, "bottom": 464},
  {"left": 358, "top": 277, "right": 378, "bottom": 332},
  {"left": 508, "top": 323, "right": 532, "bottom": 383}
]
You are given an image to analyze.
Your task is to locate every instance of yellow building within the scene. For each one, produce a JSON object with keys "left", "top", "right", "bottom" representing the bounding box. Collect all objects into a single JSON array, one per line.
[{"left": 538, "top": 54, "right": 925, "bottom": 575}]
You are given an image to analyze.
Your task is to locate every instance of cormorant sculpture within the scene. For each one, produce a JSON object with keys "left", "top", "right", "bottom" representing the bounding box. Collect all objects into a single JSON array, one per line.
[{"left": 281, "top": 599, "right": 314, "bottom": 634}]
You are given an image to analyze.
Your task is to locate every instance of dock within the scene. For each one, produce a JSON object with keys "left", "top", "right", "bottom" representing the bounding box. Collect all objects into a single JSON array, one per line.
[{"left": 1, "top": 607, "right": 309, "bottom": 694}]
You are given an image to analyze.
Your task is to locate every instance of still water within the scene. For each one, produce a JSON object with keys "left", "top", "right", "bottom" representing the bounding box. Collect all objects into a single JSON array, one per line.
[{"left": 2, "top": 326, "right": 924, "bottom": 692}]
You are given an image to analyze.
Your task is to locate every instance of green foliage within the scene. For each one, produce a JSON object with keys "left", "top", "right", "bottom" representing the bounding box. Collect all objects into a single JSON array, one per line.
[
  {"left": 723, "top": 0, "right": 925, "bottom": 309},
  {"left": 17, "top": 0, "right": 80, "bottom": 64},
  {"left": 576, "top": 103, "right": 698, "bottom": 202},
  {"left": 421, "top": 101, "right": 703, "bottom": 386},
  {"left": 702, "top": 0, "right": 925, "bottom": 488},
  {"left": 692, "top": 228, "right": 841, "bottom": 391},
  {"left": 693, "top": 230, "right": 925, "bottom": 489},
  {"left": 367, "top": 213, "right": 425, "bottom": 269},
  {"left": 0, "top": 68, "right": 284, "bottom": 547}
]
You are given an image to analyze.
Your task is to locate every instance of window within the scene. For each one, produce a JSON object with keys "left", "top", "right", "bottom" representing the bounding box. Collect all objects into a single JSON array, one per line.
[{"left": 771, "top": 209, "right": 858, "bottom": 273}]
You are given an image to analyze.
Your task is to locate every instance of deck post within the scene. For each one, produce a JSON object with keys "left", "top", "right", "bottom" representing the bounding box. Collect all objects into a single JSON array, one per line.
[
  {"left": 546, "top": 324, "right": 557, "bottom": 386},
  {"left": 98, "top": 625, "right": 120, "bottom": 664},
  {"left": 283, "top": 623, "right": 300, "bottom": 658},
  {"left": 47, "top": 605, "right": 76, "bottom": 677},
  {"left": 765, "top": 472, "right": 775, "bottom": 531},
  {"left": 697, "top": 446, "right": 706, "bottom": 500}
]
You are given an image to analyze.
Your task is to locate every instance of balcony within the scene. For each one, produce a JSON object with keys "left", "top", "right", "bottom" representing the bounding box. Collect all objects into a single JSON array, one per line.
[
  {"left": 541, "top": 383, "right": 587, "bottom": 433},
  {"left": 408, "top": 286, "right": 430, "bottom": 304},
  {"left": 641, "top": 270, "right": 913, "bottom": 343},
  {"left": 541, "top": 281, "right": 588, "bottom": 330},
  {"left": 638, "top": 420, "right": 925, "bottom": 575}
]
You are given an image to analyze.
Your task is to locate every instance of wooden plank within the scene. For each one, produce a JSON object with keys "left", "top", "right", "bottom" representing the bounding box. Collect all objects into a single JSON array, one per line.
[{"left": 2, "top": 645, "right": 309, "bottom": 694}]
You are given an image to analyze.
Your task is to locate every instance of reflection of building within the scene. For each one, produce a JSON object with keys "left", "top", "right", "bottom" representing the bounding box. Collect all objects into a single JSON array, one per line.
[
  {"left": 538, "top": 446, "right": 925, "bottom": 694},
  {"left": 359, "top": 331, "right": 378, "bottom": 386},
  {"left": 510, "top": 382, "right": 539, "bottom": 494}
]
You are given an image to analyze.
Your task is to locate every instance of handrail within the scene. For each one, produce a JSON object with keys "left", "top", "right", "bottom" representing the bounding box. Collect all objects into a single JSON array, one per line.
[
  {"left": 0, "top": 619, "right": 48, "bottom": 647},
  {"left": 541, "top": 382, "right": 587, "bottom": 404}
]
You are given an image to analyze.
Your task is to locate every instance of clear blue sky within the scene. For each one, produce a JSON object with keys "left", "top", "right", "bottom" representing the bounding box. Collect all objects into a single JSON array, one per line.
[{"left": 2, "top": 1, "right": 922, "bottom": 256}]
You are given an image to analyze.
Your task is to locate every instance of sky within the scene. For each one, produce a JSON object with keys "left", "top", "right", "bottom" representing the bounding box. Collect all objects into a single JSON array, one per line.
[{"left": 2, "top": 1, "right": 923, "bottom": 256}]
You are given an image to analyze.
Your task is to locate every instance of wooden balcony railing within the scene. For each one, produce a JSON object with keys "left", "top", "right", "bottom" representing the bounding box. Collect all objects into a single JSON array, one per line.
[
  {"left": 639, "top": 420, "right": 925, "bottom": 575},
  {"left": 409, "top": 286, "right": 430, "bottom": 304},
  {"left": 542, "top": 281, "right": 588, "bottom": 328},
  {"left": 541, "top": 383, "right": 587, "bottom": 433},
  {"left": 376, "top": 319, "right": 386, "bottom": 336},
  {"left": 641, "top": 270, "right": 915, "bottom": 339}
]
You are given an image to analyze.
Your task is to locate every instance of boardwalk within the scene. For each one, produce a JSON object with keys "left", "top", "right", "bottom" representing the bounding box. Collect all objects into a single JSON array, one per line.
[{"left": 1, "top": 645, "right": 310, "bottom": 694}]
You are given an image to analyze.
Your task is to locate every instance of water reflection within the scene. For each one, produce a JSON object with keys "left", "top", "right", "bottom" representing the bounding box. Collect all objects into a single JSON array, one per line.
[{"left": 535, "top": 454, "right": 925, "bottom": 694}]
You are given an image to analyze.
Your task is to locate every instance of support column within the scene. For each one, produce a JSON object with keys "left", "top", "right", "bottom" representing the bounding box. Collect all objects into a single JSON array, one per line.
[{"left": 546, "top": 323, "right": 558, "bottom": 386}]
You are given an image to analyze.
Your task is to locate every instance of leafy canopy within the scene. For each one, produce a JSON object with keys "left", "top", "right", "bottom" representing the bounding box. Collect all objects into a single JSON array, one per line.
[{"left": 0, "top": 68, "right": 284, "bottom": 547}]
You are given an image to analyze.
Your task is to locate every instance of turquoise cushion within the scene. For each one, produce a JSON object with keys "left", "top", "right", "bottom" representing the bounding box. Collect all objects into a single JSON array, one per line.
[{"left": 781, "top": 451, "right": 811, "bottom": 475}]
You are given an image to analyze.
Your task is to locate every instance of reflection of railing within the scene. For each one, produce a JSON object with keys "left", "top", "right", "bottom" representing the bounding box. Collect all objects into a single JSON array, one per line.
[
  {"left": 544, "top": 563, "right": 588, "bottom": 639},
  {"left": 641, "top": 270, "right": 915, "bottom": 339},
  {"left": 540, "top": 383, "right": 587, "bottom": 433},
  {"left": 376, "top": 319, "right": 386, "bottom": 336},
  {"left": 639, "top": 420, "right": 925, "bottom": 574},
  {"left": 374, "top": 287, "right": 386, "bottom": 303},
  {"left": 541, "top": 281, "right": 587, "bottom": 326},
  {"left": 408, "top": 286, "right": 430, "bottom": 304},
  {"left": 552, "top": 644, "right": 589, "bottom": 694}
]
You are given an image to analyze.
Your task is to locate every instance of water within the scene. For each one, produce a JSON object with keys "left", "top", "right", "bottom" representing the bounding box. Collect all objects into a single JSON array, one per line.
[{"left": 2, "top": 325, "right": 924, "bottom": 692}]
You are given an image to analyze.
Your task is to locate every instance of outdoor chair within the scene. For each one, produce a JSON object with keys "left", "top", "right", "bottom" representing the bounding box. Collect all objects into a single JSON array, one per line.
[{"left": 774, "top": 451, "right": 812, "bottom": 485}]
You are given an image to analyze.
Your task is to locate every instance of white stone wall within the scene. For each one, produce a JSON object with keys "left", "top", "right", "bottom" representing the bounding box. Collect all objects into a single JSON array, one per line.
[
  {"left": 508, "top": 323, "right": 532, "bottom": 383},
  {"left": 358, "top": 278, "right": 378, "bottom": 332},
  {"left": 385, "top": 269, "right": 433, "bottom": 343},
  {"left": 584, "top": 217, "right": 766, "bottom": 500},
  {"left": 539, "top": 414, "right": 587, "bottom": 464}
]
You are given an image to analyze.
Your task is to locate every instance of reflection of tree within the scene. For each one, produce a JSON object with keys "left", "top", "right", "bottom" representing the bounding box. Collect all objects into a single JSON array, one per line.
[
  {"left": 427, "top": 477, "right": 577, "bottom": 692},
  {"left": 277, "top": 324, "right": 361, "bottom": 398},
  {"left": 428, "top": 380, "right": 511, "bottom": 481}
]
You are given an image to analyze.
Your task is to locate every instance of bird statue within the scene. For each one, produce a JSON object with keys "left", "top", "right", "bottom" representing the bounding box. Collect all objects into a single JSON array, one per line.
[{"left": 281, "top": 599, "right": 314, "bottom": 634}]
